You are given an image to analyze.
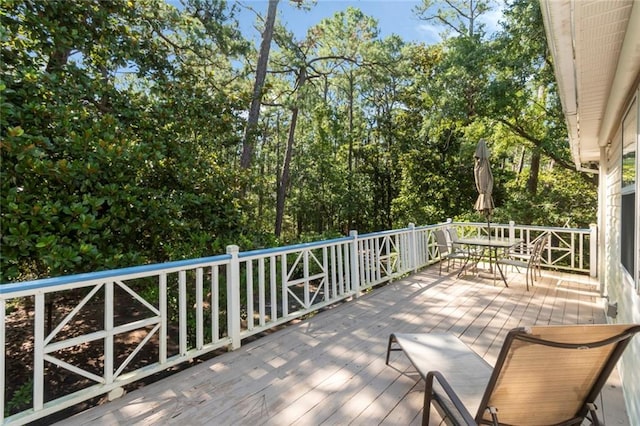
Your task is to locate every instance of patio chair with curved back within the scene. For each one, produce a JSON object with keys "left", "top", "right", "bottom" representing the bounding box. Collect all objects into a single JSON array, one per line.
[
  {"left": 386, "top": 323, "right": 640, "bottom": 426},
  {"left": 434, "top": 229, "right": 468, "bottom": 275},
  {"left": 446, "top": 227, "right": 465, "bottom": 252},
  {"left": 448, "top": 227, "right": 483, "bottom": 258},
  {"left": 497, "top": 232, "right": 548, "bottom": 290}
]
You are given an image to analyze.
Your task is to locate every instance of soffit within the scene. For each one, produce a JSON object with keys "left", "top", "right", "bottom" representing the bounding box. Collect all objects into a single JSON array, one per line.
[{"left": 541, "top": 0, "right": 637, "bottom": 167}]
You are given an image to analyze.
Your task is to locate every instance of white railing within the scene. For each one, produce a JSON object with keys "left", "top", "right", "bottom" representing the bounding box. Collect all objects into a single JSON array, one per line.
[
  {"left": 451, "top": 220, "right": 597, "bottom": 276},
  {"left": 0, "top": 221, "right": 595, "bottom": 425}
]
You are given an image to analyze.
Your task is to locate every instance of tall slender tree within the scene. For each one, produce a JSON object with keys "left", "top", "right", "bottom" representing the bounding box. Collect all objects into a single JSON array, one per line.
[
  {"left": 414, "top": 0, "right": 493, "bottom": 39},
  {"left": 240, "top": 0, "right": 279, "bottom": 169}
]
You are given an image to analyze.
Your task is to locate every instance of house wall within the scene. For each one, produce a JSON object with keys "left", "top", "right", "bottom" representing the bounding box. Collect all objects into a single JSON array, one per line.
[{"left": 603, "top": 86, "right": 640, "bottom": 424}]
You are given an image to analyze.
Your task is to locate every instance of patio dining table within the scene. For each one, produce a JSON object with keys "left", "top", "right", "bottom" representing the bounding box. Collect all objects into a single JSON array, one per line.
[{"left": 455, "top": 237, "right": 522, "bottom": 286}]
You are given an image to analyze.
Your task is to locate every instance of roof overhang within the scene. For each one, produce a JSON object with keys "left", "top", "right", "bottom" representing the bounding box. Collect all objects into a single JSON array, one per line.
[{"left": 540, "top": 0, "right": 640, "bottom": 169}]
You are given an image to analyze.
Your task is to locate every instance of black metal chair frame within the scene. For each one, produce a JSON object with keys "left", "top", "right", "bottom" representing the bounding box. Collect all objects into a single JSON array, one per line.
[{"left": 386, "top": 324, "right": 640, "bottom": 426}]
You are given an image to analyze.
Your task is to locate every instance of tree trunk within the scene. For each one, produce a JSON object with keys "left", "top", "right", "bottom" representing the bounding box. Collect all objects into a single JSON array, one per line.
[
  {"left": 45, "top": 49, "right": 71, "bottom": 73},
  {"left": 526, "top": 147, "right": 541, "bottom": 195},
  {"left": 347, "top": 71, "right": 355, "bottom": 229},
  {"left": 274, "top": 106, "right": 299, "bottom": 237},
  {"left": 515, "top": 146, "right": 525, "bottom": 183},
  {"left": 257, "top": 116, "right": 271, "bottom": 221},
  {"left": 275, "top": 68, "right": 306, "bottom": 237},
  {"left": 526, "top": 83, "right": 545, "bottom": 194},
  {"left": 240, "top": 0, "right": 279, "bottom": 169}
]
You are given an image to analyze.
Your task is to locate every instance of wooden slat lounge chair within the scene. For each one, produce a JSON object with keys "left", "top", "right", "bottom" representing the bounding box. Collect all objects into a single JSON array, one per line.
[{"left": 386, "top": 324, "right": 640, "bottom": 426}]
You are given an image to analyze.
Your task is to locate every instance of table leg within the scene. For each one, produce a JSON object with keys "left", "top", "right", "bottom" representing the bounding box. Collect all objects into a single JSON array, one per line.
[
  {"left": 457, "top": 247, "right": 483, "bottom": 278},
  {"left": 494, "top": 250, "right": 508, "bottom": 287},
  {"left": 457, "top": 255, "right": 471, "bottom": 278}
]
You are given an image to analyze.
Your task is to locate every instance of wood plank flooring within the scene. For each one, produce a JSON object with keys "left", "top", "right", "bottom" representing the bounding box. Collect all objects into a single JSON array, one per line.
[{"left": 60, "top": 266, "right": 629, "bottom": 426}]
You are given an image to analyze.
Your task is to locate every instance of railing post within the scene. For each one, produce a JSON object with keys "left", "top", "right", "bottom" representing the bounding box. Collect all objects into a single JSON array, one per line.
[
  {"left": 105, "top": 281, "right": 114, "bottom": 385},
  {"left": 33, "top": 293, "right": 45, "bottom": 411},
  {"left": 445, "top": 218, "right": 453, "bottom": 241},
  {"left": 409, "top": 223, "right": 418, "bottom": 272},
  {"left": 179, "top": 270, "right": 187, "bottom": 355},
  {"left": 509, "top": 220, "right": 516, "bottom": 244},
  {"left": 589, "top": 223, "right": 598, "bottom": 278},
  {"left": 350, "top": 230, "right": 361, "bottom": 298},
  {"left": 159, "top": 273, "right": 167, "bottom": 363},
  {"left": 226, "top": 245, "right": 242, "bottom": 349}
]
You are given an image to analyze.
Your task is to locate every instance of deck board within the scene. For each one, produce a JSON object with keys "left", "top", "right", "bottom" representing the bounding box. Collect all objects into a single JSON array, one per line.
[{"left": 59, "top": 266, "right": 629, "bottom": 426}]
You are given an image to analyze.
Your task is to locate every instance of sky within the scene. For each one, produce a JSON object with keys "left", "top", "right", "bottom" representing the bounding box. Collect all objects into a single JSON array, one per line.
[
  {"left": 238, "top": 0, "right": 435, "bottom": 44},
  {"left": 166, "top": 1, "right": 504, "bottom": 46},
  {"left": 233, "top": 0, "right": 504, "bottom": 45}
]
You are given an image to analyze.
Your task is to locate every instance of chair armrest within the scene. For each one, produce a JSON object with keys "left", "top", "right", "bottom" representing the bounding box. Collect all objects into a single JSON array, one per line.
[
  {"left": 506, "top": 252, "right": 532, "bottom": 260},
  {"left": 496, "top": 258, "right": 527, "bottom": 267},
  {"left": 424, "top": 371, "right": 477, "bottom": 426}
]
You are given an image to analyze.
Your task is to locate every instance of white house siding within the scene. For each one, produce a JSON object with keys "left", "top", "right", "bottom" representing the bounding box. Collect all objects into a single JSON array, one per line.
[
  {"left": 604, "top": 125, "right": 623, "bottom": 298},
  {"left": 603, "top": 87, "right": 640, "bottom": 424}
]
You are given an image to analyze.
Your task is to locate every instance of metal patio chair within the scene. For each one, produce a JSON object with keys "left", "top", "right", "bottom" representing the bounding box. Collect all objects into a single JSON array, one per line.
[
  {"left": 434, "top": 229, "right": 468, "bottom": 275},
  {"left": 386, "top": 323, "right": 640, "bottom": 426},
  {"left": 447, "top": 227, "right": 482, "bottom": 257},
  {"left": 446, "top": 227, "right": 466, "bottom": 252},
  {"left": 497, "top": 232, "right": 548, "bottom": 290}
]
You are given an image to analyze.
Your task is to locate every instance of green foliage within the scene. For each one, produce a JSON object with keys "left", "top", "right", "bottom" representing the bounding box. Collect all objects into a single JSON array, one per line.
[
  {"left": 0, "top": 0, "right": 252, "bottom": 282},
  {"left": 6, "top": 379, "right": 32, "bottom": 416},
  {"left": 496, "top": 167, "right": 597, "bottom": 228},
  {"left": 0, "top": 0, "right": 596, "bottom": 284}
]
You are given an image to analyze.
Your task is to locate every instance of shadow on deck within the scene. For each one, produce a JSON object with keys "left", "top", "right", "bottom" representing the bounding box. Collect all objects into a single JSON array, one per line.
[{"left": 59, "top": 266, "right": 629, "bottom": 425}]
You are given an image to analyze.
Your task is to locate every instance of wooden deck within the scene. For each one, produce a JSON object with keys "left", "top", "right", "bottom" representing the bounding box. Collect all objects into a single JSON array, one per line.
[{"left": 60, "top": 266, "right": 629, "bottom": 425}]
